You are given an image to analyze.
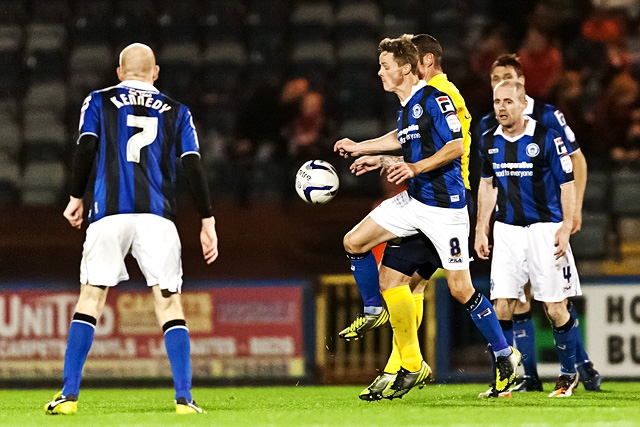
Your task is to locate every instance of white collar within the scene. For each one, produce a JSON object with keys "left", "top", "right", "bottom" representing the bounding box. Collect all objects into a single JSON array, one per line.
[
  {"left": 494, "top": 117, "right": 537, "bottom": 142},
  {"left": 401, "top": 80, "right": 427, "bottom": 107},
  {"left": 523, "top": 94, "right": 534, "bottom": 116},
  {"left": 117, "top": 80, "right": 159, "bottom": 93}
]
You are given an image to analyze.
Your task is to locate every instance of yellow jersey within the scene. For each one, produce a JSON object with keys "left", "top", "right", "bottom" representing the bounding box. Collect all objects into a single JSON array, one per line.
[{"left": 426, "top": 73, "right": 472, "bottom": 190}]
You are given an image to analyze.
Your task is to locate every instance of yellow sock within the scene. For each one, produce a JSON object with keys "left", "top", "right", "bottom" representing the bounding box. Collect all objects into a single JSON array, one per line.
[
  {"left": 414, "top": 293, "right": 424, "bottom": 329},
  {"left": 382, "top": 285, "right": 422, "bottom": 371},
  {"left": 384, "top": 292, "right": 425, "bottom": 373}
]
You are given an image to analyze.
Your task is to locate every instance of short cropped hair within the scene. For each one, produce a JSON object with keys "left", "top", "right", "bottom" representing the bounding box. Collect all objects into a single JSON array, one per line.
[
  {"left": 378, "top": 37, "right": 418, "bottom": 74},
  {"left": 494, "top": 80, "right": 526, "bottom": 102},
  {"left": 490, "top": 53, "right": 523, "bottom": 77},
  {"left": 409, "top": 34, "right": 443, "bottom": 68}
]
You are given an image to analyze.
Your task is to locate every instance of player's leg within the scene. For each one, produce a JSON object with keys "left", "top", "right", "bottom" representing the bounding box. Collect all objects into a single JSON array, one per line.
[
  {"left": 152, "top": 287, "right": 202, "bottom": 414},
  {"left": 528, "top": 222, "right": 581, "bottom": 398},
  {"left": 46, "top": 216, "right": 132, "bottom": 415},
  {"left": 134, "top": 214, "right": 203, "bottom": 414},
  {"left": 45, "top": 284, "right": 109, "bottom": 415},
  {"left": 568, "top": 300, "right": 602, "bottom": 391},
  {"left": 340, "top": 200, "right": 410, "bottom": 340},
  {"left": 544, "top": 300, "right": 580, "bottom": 397},
  {"left": 511, "top": 289, "right": 543, "bottom": 392}
]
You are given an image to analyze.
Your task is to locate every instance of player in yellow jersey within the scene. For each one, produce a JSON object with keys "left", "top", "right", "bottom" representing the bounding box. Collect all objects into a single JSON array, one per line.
[{"left": 338, "top": 34, "right": 519, "bottom": 400}]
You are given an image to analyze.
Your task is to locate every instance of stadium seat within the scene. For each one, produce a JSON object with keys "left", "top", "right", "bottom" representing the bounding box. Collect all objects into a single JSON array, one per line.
[
  {"left": 0, "top": 156, "right": 21, "bottom": 205},
  {"left": 335, "top": 1, "right": 381, "bottom": 41},
  {"left": 21, "top": 160, "right": 66, "bottom": 205},
  {"left": 570, "top": 211, "right": 611, "bottom": 260},
  {"left": 30, "top": 0, "right": 72, "bottom": 24},
  {"left": 157, "top": 42, "right": 202, "bottom": 105},
  {"left": 290, "top": 1, "right": 335, "bottom": 41},
  {"left": 157, "top": 0, "right": 201, "bottom": 44},
  {"left": 582, "top": 170, "right": 610, "bottom": 212},
  {"left": 0, "top": 115, "right": 23, "bottom": 162},
  {"left": 24, "top": 23, "right": 67, "bottom": 82},
  {"left": 23, "top": 81, "right": 68, "bottom": 114},
  {"left": 202, "top": 41, "right": 247, "bottom": 94},
  {"left": 611, "top": 169, "right": 640, "bottom": 217},
  {"left": 0, "top": 0, "right": 28, "bottom": 25},
  {"left": 22, "top": 109, "right": 67, "bottom": 162},
  {"left": 70, "top": 0, "right": 112, "bottom": 46},
  {"left": 338, "top": 118, "right": 384, "bottom": 141},
  {"left": 199, "top": 0, "right": 246, "bottom": 42},
  {"left": 112, "top": 0, "right": 158, "bottom": 52},
  {"left": 290, "top": 41, "right": 335, "bottom": 87},
  {"left": 336, "top": 40, "right": 383, "bottom": 119},
  {"left": 0, "top": 25, "right": 23, "bottom": 96}
]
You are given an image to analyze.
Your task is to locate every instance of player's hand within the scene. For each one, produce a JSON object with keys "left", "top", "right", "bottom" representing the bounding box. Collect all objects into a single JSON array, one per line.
[
  {"left": 386, "top": 162, "right": 416, "bottom": 184},
  {"left": 554, "top": 226, "right": 571, "bottom": 259},
  {"left": 200, "top": 217, "right": 219, "bottom": 264},
  {"left": 474, "top": 233, "right": 492, "bottom": 260},
  {"left": 571, "top": 210, "right": 582, "bottom": 234},
  {"left": 63, "top": 196, "right": 84, "bottom": 229},
  {"left": 350, "top": 156, "right": 381, "bottom": 176},
  {"left": 334, "top": 138, "right": 360, "bottom": 158}
]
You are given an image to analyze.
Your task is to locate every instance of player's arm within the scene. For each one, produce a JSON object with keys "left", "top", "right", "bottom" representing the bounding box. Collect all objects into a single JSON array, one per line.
[
  {"left": 555, "top": 181, "right": 576, "bottom": 259},
  {"left": 64, "top": 134, "right": 98, "bottom": 229},
  {"left": 474, "top": 176, "right": 498, "bottom": 260},
  {"left": 350, "top": 155, "right": 403, "bottom": 176},
  {"left": 182, "top": 153, "right": 218, "bottom": 264},
  {"left": 568, "top": 150, "right": 587, "bottom": 234},
  {"left": 386, "top": 138, "right": 463, "bottom": 185},
  {"left": 334, "top": 129, "right": 399, "bottom": 158}
]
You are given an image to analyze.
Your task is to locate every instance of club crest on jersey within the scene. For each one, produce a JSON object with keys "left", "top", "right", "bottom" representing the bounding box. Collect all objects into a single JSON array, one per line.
[
  {"left": 526, "top": 143, "right": 540, "bottom": 157},
  {"left": 554, "top": 137, "right": 567, "bottom": 155},
  {"left": 412, "top": 103, "right": 423, "bottom": 119},
  {"left": 436, "top": 96, "right": 454, "bottom": 114}
]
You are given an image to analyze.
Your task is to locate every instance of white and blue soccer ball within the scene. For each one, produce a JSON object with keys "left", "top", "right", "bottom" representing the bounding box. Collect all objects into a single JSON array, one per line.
[{"left": 295, "top": 160, "right": 339, "bottom": 204}]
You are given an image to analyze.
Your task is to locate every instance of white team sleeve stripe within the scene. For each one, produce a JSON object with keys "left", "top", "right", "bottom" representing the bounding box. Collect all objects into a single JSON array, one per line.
[{"left": 181, "top": 151, "right": 201, "bottom": 158}]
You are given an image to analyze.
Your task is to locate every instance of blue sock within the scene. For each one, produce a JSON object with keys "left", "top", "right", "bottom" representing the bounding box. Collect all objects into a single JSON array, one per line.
[
  {"left": 500, "top": 319, "right": 514, "bottom": 347},
  {"left": 553, "top": 317, "right": 578, "bottom": 375},
  {"left": 568, "top": 301, "right": 590, "bottom": 365},
  {"left": 62, "top": 313, "right": 96, "bottom": 397},
  {"left": 513, "top": 312, "right": 539, "bottom": 378},
  {"left": 164, "top": 320, "right": 192, "bottom": 402},
  {"left": 347, "top": 251, "right": 382, "bottom": 313},
  {"left": 465, "top": 292, "right": 509, "bottom": 355}
]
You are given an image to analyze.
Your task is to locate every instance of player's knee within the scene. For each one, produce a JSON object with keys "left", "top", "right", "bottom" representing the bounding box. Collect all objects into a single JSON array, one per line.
[
  {"left": 544, "top": 300, "right": 570, "bottom": 325},
  {"left": 343, "top": 233, "right": 364, "bottom": 254}
]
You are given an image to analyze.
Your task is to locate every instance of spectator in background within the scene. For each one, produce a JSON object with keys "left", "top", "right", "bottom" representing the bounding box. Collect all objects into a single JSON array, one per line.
[
  {"left": 231, "top": 78, "right": 308, "bottom": 204},
  {"left": 287, "top": 90, "right": 330, "bottom": 167},
  {"left": 517, "top": 25, "right": 563, "bottom": 100},
  {"left": 611, "top": 104, "right": 640, "bottom": 169}
]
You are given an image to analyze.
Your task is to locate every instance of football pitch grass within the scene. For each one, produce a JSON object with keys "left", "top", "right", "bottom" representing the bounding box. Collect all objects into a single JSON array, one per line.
[{"left": 3, "top": 382, "right": 639, "bottom": 427}]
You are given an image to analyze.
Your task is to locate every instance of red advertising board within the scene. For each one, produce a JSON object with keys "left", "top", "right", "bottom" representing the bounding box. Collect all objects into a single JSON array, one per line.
[{"left": 0, "top": 285, "right": 305, "bottom": 379}]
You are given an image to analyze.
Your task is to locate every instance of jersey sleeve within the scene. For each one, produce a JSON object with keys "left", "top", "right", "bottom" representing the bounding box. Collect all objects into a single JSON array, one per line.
[
  {"left": 176, "top": 105, "right": 200, "bottom": 157},
  {"left": 479, "top": 134, "right": 494, "bottom": 178},
  {"left": 429, "top": 92, "right": 463, "bottom": 143},
  {"left": 546, "top": 128, "right": 575, "bottom": 185},
  {"left": 545, "top": 106, "right": 580, "bottom": 153},
  {"left": 78, "top": 92, "right": 100, "bottom": 139}
]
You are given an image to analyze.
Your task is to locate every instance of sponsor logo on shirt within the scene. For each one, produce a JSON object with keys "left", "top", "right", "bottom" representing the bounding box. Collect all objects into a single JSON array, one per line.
[
  {"left": 445, "top": 113, "right": 462, "bottom": 133},
  {"left": 488, "top": 148, "right": 499, "bottom": 154},
  {"left": 560, "top": 154, "right": 573, "bottom": 173},
  {"left": 554, "top": 137, "right": 567, "bottom": 155},
  {"left": 436, "top": 95, "right": 455, "bottom": 114}
]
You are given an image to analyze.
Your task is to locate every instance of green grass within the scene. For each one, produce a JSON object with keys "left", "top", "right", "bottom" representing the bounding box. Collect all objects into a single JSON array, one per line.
[{"left": 3, "top": 382, "right": 640, "bottom": 427}]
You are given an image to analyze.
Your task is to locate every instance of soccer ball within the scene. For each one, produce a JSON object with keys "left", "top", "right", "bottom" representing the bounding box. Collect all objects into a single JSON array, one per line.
[{"left": 295, "top": 160, "right": 340, "bottom": 204}]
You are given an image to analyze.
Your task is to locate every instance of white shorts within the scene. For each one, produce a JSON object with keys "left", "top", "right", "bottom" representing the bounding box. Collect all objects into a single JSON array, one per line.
[
  {"left": 80, "top": 214, "right": 183, "bottom": 293},
  {"left": 490, "top": 221, "right": 581, "bottom": 303},
  {"left": 368, "top": 191, "right": 470, "bottom": 270}
]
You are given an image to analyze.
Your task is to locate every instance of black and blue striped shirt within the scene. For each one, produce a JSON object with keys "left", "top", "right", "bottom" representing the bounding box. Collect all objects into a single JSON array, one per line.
[
  {"left": 78, "top": 80, "right": 200, "bottom": 223},
  {"left": 398, "top": 81, "right": 466, "bottom": 209},
  {"left": 480, "top": 119, "right": 574, "bottom": 226}
]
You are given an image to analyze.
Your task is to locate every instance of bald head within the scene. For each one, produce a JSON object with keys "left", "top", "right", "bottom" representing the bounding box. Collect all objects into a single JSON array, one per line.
[{"left": 117, "top": 43, "right": 159, "bottom": 84}]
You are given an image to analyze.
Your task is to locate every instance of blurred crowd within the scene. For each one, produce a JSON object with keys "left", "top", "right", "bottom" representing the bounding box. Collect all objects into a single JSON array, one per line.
[{"left": 1, "top": 0, "right": 640, "bottom": 206}]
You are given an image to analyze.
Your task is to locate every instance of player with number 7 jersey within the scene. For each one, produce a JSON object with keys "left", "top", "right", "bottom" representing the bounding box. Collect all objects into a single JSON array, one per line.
[{"left": 79, "top": 79, "right": 199, "bottom": 222}]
